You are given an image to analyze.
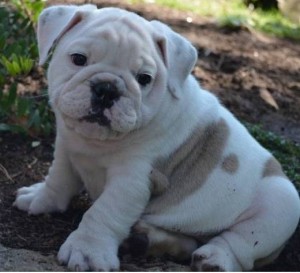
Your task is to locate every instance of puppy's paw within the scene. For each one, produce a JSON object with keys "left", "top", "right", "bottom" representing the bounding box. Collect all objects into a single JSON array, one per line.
[
  {"left": 13, "top": 182, "right": 66, "bottom": 214},
  {"left": 58, "top": 229, "right": 119, "bottom": 271},
  {"left": 191, "top": 244, "right": 232, "bottom": 272}
]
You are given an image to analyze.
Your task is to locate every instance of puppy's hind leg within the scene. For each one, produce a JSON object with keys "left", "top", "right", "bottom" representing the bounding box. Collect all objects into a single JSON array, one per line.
[
  {"left": 126, "top": 221, "right": 198, "bottom": 261},
  {"left": 191, "top": 177, "right": 300, "bottom": 271}
]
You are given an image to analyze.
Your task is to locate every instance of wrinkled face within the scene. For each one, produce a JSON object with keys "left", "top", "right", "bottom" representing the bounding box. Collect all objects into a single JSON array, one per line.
[{"left": 48, "top": 11, "right": 167, "bottom": 140}]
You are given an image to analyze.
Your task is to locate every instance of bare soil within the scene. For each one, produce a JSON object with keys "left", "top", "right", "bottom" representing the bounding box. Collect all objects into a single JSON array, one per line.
[{"left": 1, "top": 1, "right": 300, "bottom": 271}]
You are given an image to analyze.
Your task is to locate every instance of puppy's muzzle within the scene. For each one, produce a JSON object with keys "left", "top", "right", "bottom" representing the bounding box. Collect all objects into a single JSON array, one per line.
[{"left": 82, "top": 80, "right": 121, "bottom": 126}]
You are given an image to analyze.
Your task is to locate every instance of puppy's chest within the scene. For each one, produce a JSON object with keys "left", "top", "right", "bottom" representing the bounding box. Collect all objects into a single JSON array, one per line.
[{"left": 70, "top": 155, "right": 107, "bottom": 200}]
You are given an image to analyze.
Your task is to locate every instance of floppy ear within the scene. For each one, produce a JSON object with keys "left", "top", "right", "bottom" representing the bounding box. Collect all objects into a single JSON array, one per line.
[
  {"left": 37, "top": 4, "right": 97, "bottom": 65},
  {"left": 150, "top": 20, "right": 197, "bottom": 98}
]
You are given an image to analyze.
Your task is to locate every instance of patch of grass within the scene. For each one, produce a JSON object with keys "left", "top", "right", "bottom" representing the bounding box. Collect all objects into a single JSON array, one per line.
[
  {"left": 252, "top": 9, "right": 300, "bottom": 39},
  {"left": 0, "top": 1, "right": 54, "bottom": 136},
  {"left": 246, "top": 123, "right": 300, "bottom": 189},
  {"left": 131, "top": 0, "right": 300, "bottom": 40}
]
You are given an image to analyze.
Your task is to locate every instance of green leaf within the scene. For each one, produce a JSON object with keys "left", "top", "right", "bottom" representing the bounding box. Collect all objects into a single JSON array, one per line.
[
  {"left": 28, "top": 108, "right": 41, "bottom": 127},
  {"left": 11, "top": 60, "right": 21, "bottom": 75},
  {"left": 6, "top": 83, "right": 17, "bottom": 107},
  {"left": 0, "top": 123, "right": 25, "bottom": 133},
  {"left": 17, "top": 97, "right": 31, "bottom": 117}
]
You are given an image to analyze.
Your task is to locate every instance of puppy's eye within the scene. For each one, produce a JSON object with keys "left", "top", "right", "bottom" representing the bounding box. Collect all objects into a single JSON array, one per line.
[
  {"left": 71, "top": 53, "right": 87, "bottom": 66},
  {"left": 137, "top": 73, "right": 152, "bottom": 86}
]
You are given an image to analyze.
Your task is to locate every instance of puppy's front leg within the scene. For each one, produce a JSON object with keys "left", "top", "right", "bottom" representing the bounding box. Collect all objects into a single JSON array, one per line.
[
  {"left": 58, "top": 160, "right": 152, "bottom": 271},
  {"left": 14, "top": 136, "right": 82, "bottom": 214}
]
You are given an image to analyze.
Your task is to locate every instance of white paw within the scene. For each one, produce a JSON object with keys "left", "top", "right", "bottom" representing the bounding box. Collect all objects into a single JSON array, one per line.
[
  {"left": 13, "top": 182, "right": 66, "bottom": 215},
  {"left": 58, "top": 229, "right": 120, "bottom": 271},
  {"left": 191, "top": 244, "right": 233, "bottom": 272}
]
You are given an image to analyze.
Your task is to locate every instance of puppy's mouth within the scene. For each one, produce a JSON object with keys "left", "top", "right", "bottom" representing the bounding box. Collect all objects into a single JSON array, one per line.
[
  {"left": 80, "top": 108, "right": 111, "bottom": 127},
  {"left": 74, "top": 95, "right": 138, "bottom": 135}
]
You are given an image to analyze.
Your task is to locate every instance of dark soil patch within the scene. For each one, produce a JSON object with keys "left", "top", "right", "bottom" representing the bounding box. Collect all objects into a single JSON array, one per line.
[{"left": 1, "top": 0, "right": 300, "bottom": 271}]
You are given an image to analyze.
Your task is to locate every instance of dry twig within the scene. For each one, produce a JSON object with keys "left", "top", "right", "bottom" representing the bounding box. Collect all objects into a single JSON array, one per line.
[
  {"left": 0, "top": 163, "right": 22, "bottom": 183},
  {"left": 0, "top": 163, "right": 14, "bottom": 183}
]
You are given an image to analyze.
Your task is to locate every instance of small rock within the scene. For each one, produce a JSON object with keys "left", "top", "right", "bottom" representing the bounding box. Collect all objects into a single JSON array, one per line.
[{"left": 259, "top": 89, "right": 279, "bottom": 110}]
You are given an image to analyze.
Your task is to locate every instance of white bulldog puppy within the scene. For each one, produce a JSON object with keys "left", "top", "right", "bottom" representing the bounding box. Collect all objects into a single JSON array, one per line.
[{"left": 13, "top": 4, "right": 300, "bottom": 271}]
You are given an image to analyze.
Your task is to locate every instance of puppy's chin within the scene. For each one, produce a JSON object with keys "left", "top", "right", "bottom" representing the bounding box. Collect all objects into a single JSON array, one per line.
[
  {"left": 60, "top": 97, "right": 139, "bottom": 141},
  {"left": 62, "top": 116, "right": 121, "bottom": 141}
]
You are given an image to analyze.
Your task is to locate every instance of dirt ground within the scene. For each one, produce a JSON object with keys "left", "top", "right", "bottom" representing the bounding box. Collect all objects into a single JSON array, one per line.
[{"left": 0, "top": 0, "right": 300, "bottom": 271}]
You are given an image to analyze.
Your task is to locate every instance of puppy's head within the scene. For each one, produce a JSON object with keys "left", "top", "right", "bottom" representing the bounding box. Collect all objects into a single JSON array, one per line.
[{"left": 38, "top": 5, "right": 197, "bottom": 140}]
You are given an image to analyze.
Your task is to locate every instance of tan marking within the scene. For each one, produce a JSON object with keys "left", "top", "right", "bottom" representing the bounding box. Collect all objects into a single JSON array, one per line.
[
  {"left": 132, "top": 221, "right": 198, "bottom": 260},
  {"left": 262, "top": 157, "right": 287, "bottom": 179},
  {"left": 146, "top": 119, "right": 229, "bottom": 214},
  {"left": 149, "top": 169, "right": 169, "bottom": 196},
  {"left": 221, "top": 154, "right": 239, "bottom": 174}
]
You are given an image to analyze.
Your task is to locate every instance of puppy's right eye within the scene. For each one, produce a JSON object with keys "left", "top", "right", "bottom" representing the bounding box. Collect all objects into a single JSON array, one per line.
[{"left": 71, "top": 53, "right": 87, "bottom": 66}]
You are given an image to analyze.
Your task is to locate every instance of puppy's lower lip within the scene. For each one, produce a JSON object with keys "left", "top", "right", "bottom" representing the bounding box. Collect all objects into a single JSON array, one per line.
[{"left": 80, "top": 109, "right": 111, "bottom": 126}]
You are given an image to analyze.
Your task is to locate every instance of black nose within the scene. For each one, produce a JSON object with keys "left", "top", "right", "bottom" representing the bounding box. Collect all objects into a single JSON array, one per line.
[{"left": 90, "top": 81, "right": 120, "bottom": 109}]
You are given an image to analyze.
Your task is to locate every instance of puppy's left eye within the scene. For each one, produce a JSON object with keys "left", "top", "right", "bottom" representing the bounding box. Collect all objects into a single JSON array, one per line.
[
  {"left": 137, "top": 74, "right": 152, "bottom": 86},
  {"left": 71, "top": 53, "right": 87, "bottom": 66}
]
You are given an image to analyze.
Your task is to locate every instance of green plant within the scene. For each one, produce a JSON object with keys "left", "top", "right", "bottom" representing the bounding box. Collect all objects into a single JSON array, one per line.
[
  {"left": 10, "top": 0, "right": 45, "bottom": 23},
  {"left": 0, "top": 82, "right": 54, "bottom": 135},
  {"left": 1, "top": 54, "right": 34, "bottom": 77},
  {"left": 0, "top": 1, "right": 54, "bottom": 136},
  {"left": 246, "top": 123, "right": 300, "bottom": 189}
]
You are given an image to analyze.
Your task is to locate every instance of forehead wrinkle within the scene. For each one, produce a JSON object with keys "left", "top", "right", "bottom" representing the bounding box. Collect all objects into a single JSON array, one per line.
[
  {"left": 106, "top": 23, "right": 152, "bottom": 71},
  {"left": 87, "top": 12, "right": 153, "bottom": 49},
  {"left": 88, "top": 14, "right": 150, "bottom": 41},
  {"left": 120, "top": 16, "right": 150, "bottom": 39},
  {"left": 78, "top": 15, "right": 154, "bottom": 71}
]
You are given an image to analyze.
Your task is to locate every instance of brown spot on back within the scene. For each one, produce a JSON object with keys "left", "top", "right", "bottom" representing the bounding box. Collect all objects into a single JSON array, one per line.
[
  {"left": 262, "top": 157, "right": 287, "bottom": 179},
  {"left": 221, "top": 154, "right": 239, "bottom": 174},
  {"left": 146, "top": 119, "right": 229, "bottom": 214}
]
